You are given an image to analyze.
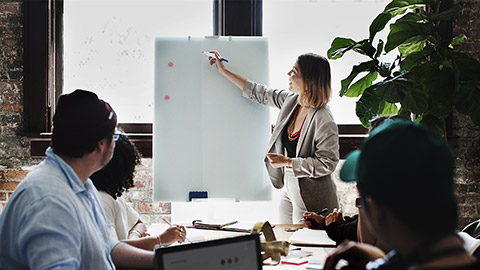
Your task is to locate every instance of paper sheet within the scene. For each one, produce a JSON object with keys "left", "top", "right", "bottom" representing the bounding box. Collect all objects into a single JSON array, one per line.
[{"left": 288, "top": 228, "right": 336, "bottom": 247}]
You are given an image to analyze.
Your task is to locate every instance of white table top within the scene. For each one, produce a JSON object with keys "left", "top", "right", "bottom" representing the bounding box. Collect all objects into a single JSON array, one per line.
[{"left": 148, "top": 223, "right": 337, "bottom": 269}]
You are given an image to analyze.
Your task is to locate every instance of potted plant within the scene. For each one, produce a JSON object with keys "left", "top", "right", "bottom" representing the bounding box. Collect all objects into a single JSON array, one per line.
[{"left": 327, "top": 0, "right": 480, "bottom": 137}]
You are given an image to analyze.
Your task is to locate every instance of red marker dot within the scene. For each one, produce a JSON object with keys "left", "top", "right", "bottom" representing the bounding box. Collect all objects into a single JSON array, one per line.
[
  {"left": 168, "top": 62, "right": 173, "bottom": 67},
  {"left": 165, "top": 95, "right": 170, "bottom": 100}
]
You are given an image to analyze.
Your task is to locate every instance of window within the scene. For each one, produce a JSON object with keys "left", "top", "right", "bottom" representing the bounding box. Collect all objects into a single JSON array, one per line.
[
  {"left": 263, "top": 0, "right": 392, "bottom": 124},
  {"left": 25, "top": 0, "right": 369, "bottom": 159},
  {"left": 63, "top": 0, "right": 213, "bottom": 123}
]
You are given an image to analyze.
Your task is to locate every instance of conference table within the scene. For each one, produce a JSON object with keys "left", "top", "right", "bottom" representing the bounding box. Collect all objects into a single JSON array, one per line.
[{"left": 148, "top": 223, "right": 337, "bottom": 269}]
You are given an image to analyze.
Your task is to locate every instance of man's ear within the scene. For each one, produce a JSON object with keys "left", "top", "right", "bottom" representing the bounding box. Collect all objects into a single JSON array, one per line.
[
  {"left": 96, "top": 138, "right": 108, "bottom": 153},
  {"left": 364, "top": 196, "right": 388, "bottom": 229}
]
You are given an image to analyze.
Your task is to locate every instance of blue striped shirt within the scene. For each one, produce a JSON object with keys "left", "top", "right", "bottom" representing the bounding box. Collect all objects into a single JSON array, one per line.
[{"left": 0, "top": 147, "right": 118, "bottom": 269}]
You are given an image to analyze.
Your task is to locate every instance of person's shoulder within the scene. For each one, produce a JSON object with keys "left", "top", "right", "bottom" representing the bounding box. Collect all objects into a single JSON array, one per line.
[
  {"left": 98, "top": 191, "right": 119, "bottom": 208},
  {"left": 13, "top": 161, "right": 70, "bottom": 201},
  {"left": 312, "top": 106, "right": 335, "bottom": 120},
  {"left": 310, "top": 107, "right": 338, "bottom": 132},
  {"left": 98, "top": 190, "right": 113, "bottom": 200}
]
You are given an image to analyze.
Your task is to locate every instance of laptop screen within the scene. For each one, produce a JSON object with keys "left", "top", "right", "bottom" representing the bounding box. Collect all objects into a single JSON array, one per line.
[{"left": 154, "top": 234, "right": 262, "bottom": 270}]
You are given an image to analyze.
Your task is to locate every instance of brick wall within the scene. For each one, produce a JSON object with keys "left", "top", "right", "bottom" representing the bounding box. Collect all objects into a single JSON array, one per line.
[
  {"left": 0, "top": 166, "right": 31, "bottom": 209},
  {"left": 123, "top": 158, "right": 172, "bottom": 225},
  {"left": 0, "top": 1, "right": 479, "bottom": 229},
  {"left": 0, "top": 1, "right": 29, "bottom": 168},
  {"left": 452, "top": 0, "right": 480, "bottom": 228},
  {"left": 0, "top": 0, "right": 35, "bottom": 211}
]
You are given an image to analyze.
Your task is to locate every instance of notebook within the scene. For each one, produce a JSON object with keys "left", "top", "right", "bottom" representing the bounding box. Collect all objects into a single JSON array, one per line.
[
  {"left": 154, "top": 234, "right": 262, "bottom": 270},
  {"left": 192, "top": 219, "right": 238, "bottom": 230}
]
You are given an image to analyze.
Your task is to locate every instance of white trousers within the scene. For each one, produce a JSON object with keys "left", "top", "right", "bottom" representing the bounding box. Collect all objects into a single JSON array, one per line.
[{"left": 278, "top": 168, "right": 307, "bottom": 224}]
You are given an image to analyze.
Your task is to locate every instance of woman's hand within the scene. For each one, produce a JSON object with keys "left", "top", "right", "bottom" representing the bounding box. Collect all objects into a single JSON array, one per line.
[
  {"left": 158, "top": 225, "right": 187, "bottom": 245},
  {"left": 207, "top": 50, "right": 247, "bottom": 90},
  {"left": 266, "top": 153, "right": 292, "bottom": 168},
  {"left": 208, "top": 51, "right": 228, "bottom": 75},
  {"left": 323, "top": 240, "right": 386, "bottom": 270},
  {"left": 325, "top": 208, "right": 344, "bottom": 226},
  {"left": 303, "top": 212, "right": 326, "bottom": 229}
]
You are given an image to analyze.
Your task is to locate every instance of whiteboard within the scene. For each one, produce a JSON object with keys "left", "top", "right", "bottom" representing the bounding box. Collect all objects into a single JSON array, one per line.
[{"left": 154, "top": 37, "right": 271, "bottom": 201}]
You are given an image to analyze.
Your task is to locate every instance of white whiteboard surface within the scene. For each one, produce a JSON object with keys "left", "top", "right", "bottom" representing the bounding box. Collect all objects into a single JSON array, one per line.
[{"left": 154, "top": 37, "right": 271, "bottom": 201}]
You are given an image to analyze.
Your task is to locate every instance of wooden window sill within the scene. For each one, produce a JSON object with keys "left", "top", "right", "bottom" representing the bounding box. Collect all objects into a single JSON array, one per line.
[{"left": 27, "top": 124, "right": 366, "bottom": 159}]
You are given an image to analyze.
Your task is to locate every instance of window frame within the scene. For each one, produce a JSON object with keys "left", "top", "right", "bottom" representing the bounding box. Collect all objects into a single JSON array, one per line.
[{"left": 24, "top": 0, "right": 367, "bottom": 159}]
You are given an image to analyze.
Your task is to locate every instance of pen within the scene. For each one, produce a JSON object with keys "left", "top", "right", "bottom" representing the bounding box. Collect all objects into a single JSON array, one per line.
[
  {"left": 160, "top": 216, "right": 192, "bottom": 244},
  {"left": 202, "top": 51, "right": 229, "bottom": 62},
  {"left": 299, "top": 208, "right": 329, "bottom": 223}
]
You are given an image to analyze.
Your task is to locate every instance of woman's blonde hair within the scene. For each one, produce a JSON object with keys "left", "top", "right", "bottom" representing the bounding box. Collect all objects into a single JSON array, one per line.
[{"left": 297, "top": 53, "right": 332, "bottom": 108}]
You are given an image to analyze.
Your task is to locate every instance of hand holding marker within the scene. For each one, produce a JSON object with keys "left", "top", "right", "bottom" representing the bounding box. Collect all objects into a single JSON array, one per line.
[{"left": 202, "top": 51, "right": 229, "bottom": 62}]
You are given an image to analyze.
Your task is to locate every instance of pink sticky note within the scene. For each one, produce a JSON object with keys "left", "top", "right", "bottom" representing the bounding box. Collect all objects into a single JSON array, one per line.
[
  {"left": 168, "top": 62, "right": 173, "bottom": 67},
  {"left": 164, "top": 95, "right": 170, "bottom": 100}
]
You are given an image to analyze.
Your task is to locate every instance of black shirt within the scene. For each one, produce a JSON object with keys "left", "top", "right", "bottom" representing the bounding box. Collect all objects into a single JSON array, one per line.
[
  {"left": 282, "top": 126, "right": 298, "bottom": 158},
  {"left": 368, "top": 250, "right": 480, "bottom": 270}
]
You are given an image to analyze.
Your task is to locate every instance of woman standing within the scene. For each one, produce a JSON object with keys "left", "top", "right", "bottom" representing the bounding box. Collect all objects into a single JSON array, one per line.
[{"left": 209, "top": 51, "right": 339, "bottom": 223}]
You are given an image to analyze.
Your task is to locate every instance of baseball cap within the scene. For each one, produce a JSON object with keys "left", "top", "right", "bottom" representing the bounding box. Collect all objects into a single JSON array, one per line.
[
  {"left": 339, "top": 120, "right": 455, "bottom": 205},
  {"left": 52, "top": 89, "right": 117, "bottom": 157}
]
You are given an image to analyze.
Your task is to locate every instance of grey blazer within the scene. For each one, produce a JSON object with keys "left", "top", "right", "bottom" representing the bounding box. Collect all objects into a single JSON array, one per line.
[{"left": 242, "top": 80, "right": 340, "bottom": 211}]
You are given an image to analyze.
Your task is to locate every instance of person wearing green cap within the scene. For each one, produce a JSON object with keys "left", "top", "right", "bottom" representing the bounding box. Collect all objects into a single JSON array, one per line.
[{"left": 323, "top": 120, "right": 479, "bottom": 269}]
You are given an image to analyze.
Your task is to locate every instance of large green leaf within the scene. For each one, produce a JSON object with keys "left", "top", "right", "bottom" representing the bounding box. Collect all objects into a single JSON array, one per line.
[
  {"left": 340, "top": 60, "right": 379, "bottom": 96},
  {"left": 425, "top": 66, "right": 456, "bottom": 118},
  {"left": 425, "top": 3, "right": 461, "bottom": 22},
  {"left": 396, "top": 12, "right": 425, "bottom": 23},
  {"left": 385, "top": 7, "right": 411, "bottom": 18},
  {"left": 449, "top": 34, "right": 467, "bottom": 48},
  {"left": 398, "top": 39, "right": 426, "bottom": 55},
  {"left": 381, "top": 102, "right": 399, "bottom": 115},
  {"left": 327, "top": 37, "right": 357, "bottom": 60},
  {"left": 356, "top": 86, "right": 384, "bottom": 127},
  {"left": 401, "top": 87, "right": 428, "bottom": 114},
  {"left": 456, "top": 82, "right": 480, "bottom": 115},
  {"left": 455, "top": 81, "right": 480, "bottom": 125},
  {"left": 400, "top": 45, "right": 434, "bottom": 70},
  {"left": 409, "top": 61, "right": 438, "bottom": 95},
  {"left": 369, "top": 12, "right": 392, "bottom": 41},
  {"left": 385, "top": 20, "right": 435, "bottom": 53},
  {"left": 375, "top": 75, "right": 412, "bottom": 103},
  {"left": 352, "top": 40, "right": 377, "bottom": 58},
  {"left": 345, "top": 72, "right": 378, "bottom": 97},
  {"left": 419, "top": 113, "right": 445, "bottom": 138},
  {"left": 384, "top": 0, "right": 428, "bottom": 11}
]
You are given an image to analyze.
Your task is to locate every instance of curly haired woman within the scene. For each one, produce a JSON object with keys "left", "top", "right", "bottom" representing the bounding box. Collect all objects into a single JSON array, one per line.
[{"left": 91, "top": 132, "right": 186, "bottom": 250}]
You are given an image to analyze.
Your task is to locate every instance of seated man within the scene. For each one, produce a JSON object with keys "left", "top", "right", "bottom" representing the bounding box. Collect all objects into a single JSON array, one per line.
[
  {"left": 324, "top": 120, "right": 479, "bottom": 269},
  {"left": 0, "top": 90, "right": 154, "bottom": 269}
]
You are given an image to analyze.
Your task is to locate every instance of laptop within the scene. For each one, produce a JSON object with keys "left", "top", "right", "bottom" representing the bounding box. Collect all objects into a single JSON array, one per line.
[{"left": 154, "top": 234, "right": 262, "bottom": 270}]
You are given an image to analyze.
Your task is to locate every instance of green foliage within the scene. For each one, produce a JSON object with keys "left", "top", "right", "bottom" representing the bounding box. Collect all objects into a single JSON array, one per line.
[
  {"left": 340, "top": 60, "right": 378, "bottom": 96},
  {"left": 327, "top": 0, "right": 480, "bottom": 134}
]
